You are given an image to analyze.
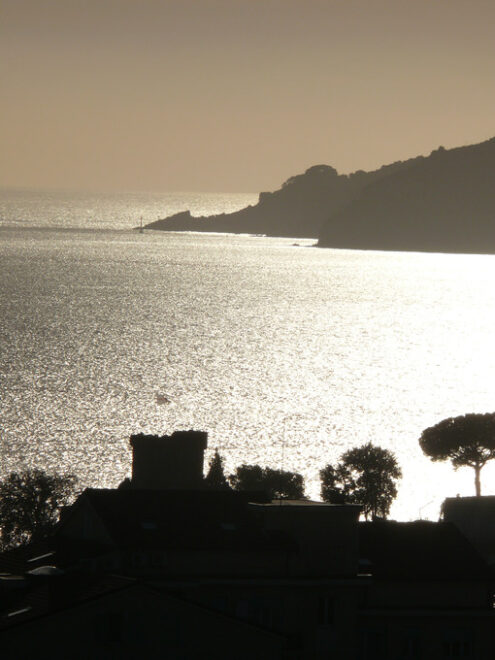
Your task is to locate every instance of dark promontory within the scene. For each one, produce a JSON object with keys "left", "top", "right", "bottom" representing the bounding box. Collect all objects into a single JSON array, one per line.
[
  {"left": 318, "top": 137, "right": 495, "bottom": 253},
  {"left": 144, "top": 161, "right": 419, "bottom": 238},
  {"left": 146, "top": 136, "right": 495, "bottom": 253}
]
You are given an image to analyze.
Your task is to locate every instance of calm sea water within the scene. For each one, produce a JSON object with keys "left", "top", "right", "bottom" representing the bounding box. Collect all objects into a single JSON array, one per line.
[{"left": 1, "top": 188, "right": 495, "bottom": 520}]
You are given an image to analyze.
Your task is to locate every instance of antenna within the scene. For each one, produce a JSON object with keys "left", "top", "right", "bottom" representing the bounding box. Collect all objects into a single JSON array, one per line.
[
  {"left": 278, "top": 432, "right": 287, "bottom": 504},
  {"left": 419, "top": 500, "right": 433, "bottom": 520},
  {"left": 281, "top": 433, "right": 286, "bottom": 473}
]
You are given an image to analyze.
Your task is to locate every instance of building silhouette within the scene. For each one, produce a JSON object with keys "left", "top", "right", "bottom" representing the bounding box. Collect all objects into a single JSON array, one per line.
[{"left": 0, "top": 432, "right": 494, "bottom": 658}]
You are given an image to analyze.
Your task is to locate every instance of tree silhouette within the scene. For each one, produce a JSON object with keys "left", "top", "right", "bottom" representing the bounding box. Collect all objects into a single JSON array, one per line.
[
  {"left": 319, "top": 463, "right": 353, "bottom": 505},
  {"left": 204, "top": 450, "right": 231, "bottom": 490},
  {"left": 320, "top": 443, "right": 401, "bottom": 520},
  {"left": 419, "top": 413, "right": 495, "bottom": 496},
  {"left": 229, "top": 464, "right": 305, "bottom": 499},
  {"left": 0, "top": 469, "right": 77, "bottom": 550}
]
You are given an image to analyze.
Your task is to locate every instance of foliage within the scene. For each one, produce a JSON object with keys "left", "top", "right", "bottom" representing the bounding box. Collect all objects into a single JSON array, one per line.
[
  {"left": 419, "top": 413, "right": 495, "bottom": 496},
  {"left": 320, "top": 443, "right": 402, "bottom": 520},
  {"left": 0, "top": 469, "right": 77, "bottom": 550},
  {"left": 229, "top": 464, "right": 305, "bottom": 499},
  {"left": 204, "top": 450, "right": 231, "bottom": 490},
  {"left": 319, "top": 463, "right": 354, "bottom": 505}
]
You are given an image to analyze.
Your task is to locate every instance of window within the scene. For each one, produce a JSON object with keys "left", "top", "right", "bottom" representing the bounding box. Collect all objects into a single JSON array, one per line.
[
  {"left": 151, "top": 551, "right": 165, "bottom": 567},
  {"left": 221, "top": 522, "right": 236, "bottom": 531},
  {"left": 211, "top": 596, "right": 227, "bottom": 613},
  {"left": 141, "top": 521, "right": 157, "bottom": 530},
  {"left": 94, "top": 612, "right": 124, "bottom": 643},
  {"left": 235, "top": 599, "right": 249, "bottom": 619},
  {"left": 318, "top": 595, "right": 334, "bottom": 626},
  {"left": 442, "top": 629, "right": 473, "bottom": 659},
  {"left": 401, "top": 628, "right": 420, "bottom": 658},
  {"left": 235, "top": 597, "right": 266, "bottom": 625},
  {"left": 259, "top": 603, "right": 274, "bottom": 628},
  {"left": 130, "top": 552, "right": 147, "bottom": 568},
  {"left": 360, "top": 629, "right": 387, "bottom": 660}
]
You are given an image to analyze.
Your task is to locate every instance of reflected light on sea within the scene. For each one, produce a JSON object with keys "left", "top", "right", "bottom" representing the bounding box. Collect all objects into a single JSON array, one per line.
[{"left": 1, "top": 227, "right": 495, "bottom": 520}]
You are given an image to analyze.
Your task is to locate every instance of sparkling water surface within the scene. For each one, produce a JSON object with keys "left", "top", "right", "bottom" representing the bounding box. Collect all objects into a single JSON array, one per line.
[
  {"left": 1, "top": 189, "right": 495, "bottom": 520},
  {"left": 0, "top": 188, "right": 258, "bottom": 230}
]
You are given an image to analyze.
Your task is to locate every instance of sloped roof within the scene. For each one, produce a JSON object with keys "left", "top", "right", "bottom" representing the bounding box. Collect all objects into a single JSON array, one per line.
[
  {"left": 443, "top": 495, "right": 495, "bottom": 517},
  {"left": 0, "top": 575, "right": 289, "bottom": 657},
  {"left": 66, "top": 488, "right": 293, "bottom": 552},
  {"left": 0, "top": 541, "right": 56, "bottom": 576},
  {"left": 0, "top": 573, "right": 134, "bottom": 629},
  {"left": 359, "top": 520, "right": 492, "bottom": 580}
]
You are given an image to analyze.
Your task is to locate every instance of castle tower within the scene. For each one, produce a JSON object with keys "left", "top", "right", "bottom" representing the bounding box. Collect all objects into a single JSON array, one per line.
[{"left": 129, "top": 430, "right": 208, "bottom": 489}]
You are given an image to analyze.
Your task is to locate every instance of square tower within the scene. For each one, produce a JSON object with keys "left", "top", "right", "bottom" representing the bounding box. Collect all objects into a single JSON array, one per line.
[{"left": 130, "top": 431, "right": 208, "bottom": 489}]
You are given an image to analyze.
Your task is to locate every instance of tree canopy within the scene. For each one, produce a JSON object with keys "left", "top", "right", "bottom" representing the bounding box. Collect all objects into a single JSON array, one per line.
[
  {"left": 229, "top": 464, "right": 305, "bottom": 499},
  {"left": 0, "top": 469, "right": 77, "bottom": 550},
  {"left": 320, "top": 443, "right": 402, "bottom": 520},
  {"left": 204, "top": 450, "right": 231, "bottom": 490},
  {"left": 419, "top": 413, "right": 495, "bottom": 496}
]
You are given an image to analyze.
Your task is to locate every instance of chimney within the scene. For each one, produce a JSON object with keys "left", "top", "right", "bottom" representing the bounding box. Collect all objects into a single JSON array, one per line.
[{"left": 130, "top": 431, "right": 208, "bottom": 489}]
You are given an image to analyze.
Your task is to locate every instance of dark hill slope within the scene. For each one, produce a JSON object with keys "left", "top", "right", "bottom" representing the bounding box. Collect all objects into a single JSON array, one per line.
[
  {"left": 144, "top": 160, "right": 418, "bottom": 238},
  {"left": 318, "top": 138, "right": 495, "bottom": 253}
]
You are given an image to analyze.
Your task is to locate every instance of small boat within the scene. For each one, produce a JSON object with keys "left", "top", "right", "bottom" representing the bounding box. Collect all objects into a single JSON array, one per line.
[{"left": 155, "top": 392, "right": 171, "bottom": 405}]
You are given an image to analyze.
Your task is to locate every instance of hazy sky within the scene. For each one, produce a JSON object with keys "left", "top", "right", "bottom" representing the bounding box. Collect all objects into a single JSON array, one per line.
[{"left": 1, "top": 0, "right": 494, "bottom": 192}]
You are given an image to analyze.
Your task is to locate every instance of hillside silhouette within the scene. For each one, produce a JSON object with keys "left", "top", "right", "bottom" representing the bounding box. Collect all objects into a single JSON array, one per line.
[
  {"left": 319, "top": 137, "right": 495, "bottom": 253},
  {"left": 144, "top": 161, "right": 418, "bottom": 238},
  {"left": 145, "top": 136, "right": 495, "bottom": 253}
]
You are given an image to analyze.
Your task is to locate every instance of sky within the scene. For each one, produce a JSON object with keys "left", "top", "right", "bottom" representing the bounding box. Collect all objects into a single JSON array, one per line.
[{"left": 1, "top": 0, "right": 494, "bottom": 193}]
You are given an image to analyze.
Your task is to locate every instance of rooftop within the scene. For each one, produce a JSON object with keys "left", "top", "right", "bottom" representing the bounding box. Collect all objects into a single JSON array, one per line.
[
  {"left": 359, "top": 520, "right": 492, "bottom": 580},
  {"left": 63, "top": 488, "right": 295, "bottom": 552}
]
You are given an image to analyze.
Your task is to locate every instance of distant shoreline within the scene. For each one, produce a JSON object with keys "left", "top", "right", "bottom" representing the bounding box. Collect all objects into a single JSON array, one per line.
[{"left": 144, "top": 137, "right": 495, "bottom": 255}]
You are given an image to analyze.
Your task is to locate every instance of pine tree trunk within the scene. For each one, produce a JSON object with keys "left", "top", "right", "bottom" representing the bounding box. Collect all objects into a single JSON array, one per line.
[{"left": 475, "top": 465, "right": 481, "bottom": 497}]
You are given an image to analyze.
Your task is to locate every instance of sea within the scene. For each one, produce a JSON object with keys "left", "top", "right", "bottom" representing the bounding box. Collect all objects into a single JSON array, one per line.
[{"left": 2, "top": 187, "right": 495, "bottom": 521}]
